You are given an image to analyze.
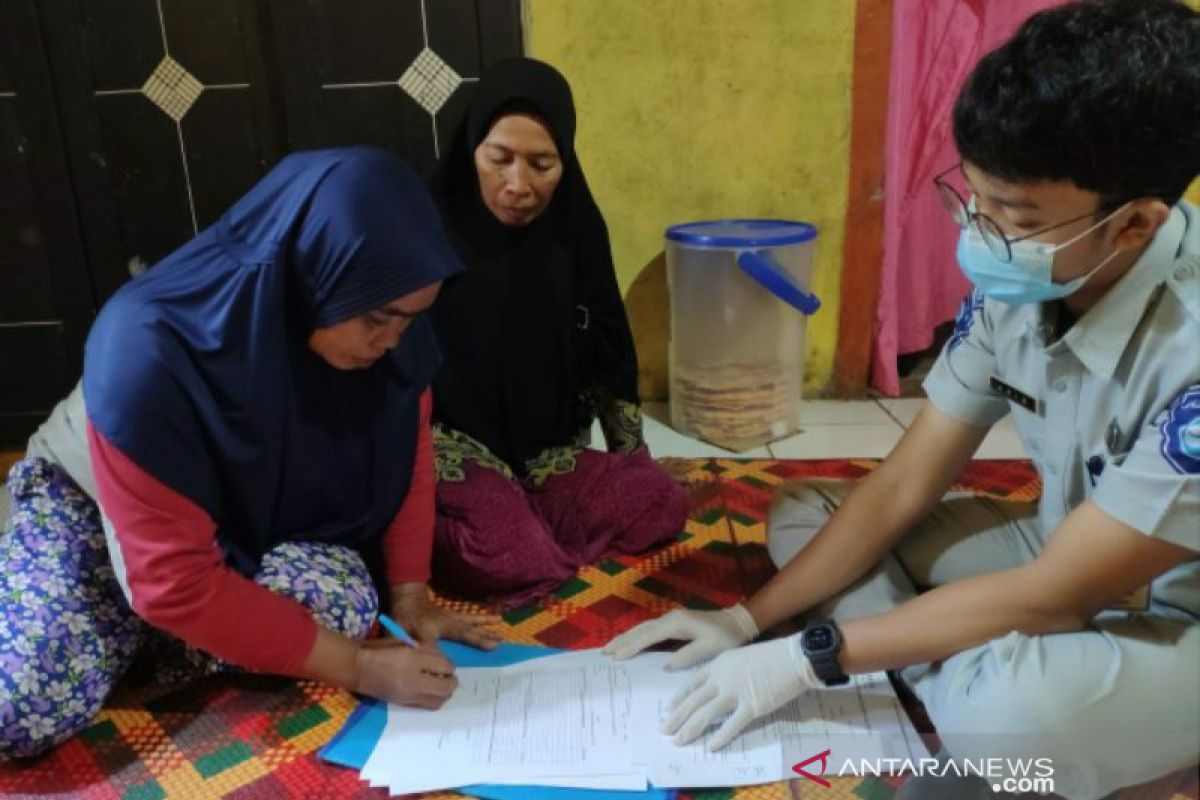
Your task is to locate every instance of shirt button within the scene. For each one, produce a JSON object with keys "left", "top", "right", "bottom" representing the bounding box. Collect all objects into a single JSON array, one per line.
[
  {"left": 1106, "top": 421, "right": 1122, "bottom": 451},
  {"left": 1053, "top": 379, "right": 1068, "bottom": 393}
]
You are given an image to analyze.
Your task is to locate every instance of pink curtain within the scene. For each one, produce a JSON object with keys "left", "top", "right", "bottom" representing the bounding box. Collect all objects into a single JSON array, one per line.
[{"left": 871, "top": 0, "right": 1060, "bottom": 396}]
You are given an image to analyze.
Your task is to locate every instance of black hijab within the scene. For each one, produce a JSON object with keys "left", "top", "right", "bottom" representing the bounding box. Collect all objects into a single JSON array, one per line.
[{"left": 429, "top": 58, "right": 639, "bottom": 473}]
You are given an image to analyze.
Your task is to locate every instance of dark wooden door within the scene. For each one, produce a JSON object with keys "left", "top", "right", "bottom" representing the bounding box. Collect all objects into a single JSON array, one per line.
[
  {"left": 269, "top": 0, "right": 521, "bottom": 175},
  {"left": 38, "top": 0, "right": 287, "bottom": 305},
  {"left": 0, "top": 0, "right": 521, "bottom": 447},
  {"left": 0, "top": 0, "right": 96, "bottom": 445}
]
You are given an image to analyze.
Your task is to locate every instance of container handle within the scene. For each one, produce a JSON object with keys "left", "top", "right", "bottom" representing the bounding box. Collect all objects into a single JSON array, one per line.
[{"left": 736, "top": 250, "right": 821, "bottom": 315}]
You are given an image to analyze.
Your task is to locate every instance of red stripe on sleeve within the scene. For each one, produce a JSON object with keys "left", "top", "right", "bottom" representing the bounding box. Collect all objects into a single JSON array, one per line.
[
  {"left": 383, "top": 389, "right": 435, "bottom": 585},
  {"left": 86, "top": 422, "right": 317, "bottom": 675}
]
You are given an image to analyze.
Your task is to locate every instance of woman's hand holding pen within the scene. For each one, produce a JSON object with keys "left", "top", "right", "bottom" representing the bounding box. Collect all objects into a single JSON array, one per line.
[
  {"left": 352, "top": 638, "right": 459, "bottom": 709},
  {"left": 302, "top": 625, "right": 457, "bottom": 710},
  {"left": 307, "top": 583, "right": 503, "bottom": 710}
]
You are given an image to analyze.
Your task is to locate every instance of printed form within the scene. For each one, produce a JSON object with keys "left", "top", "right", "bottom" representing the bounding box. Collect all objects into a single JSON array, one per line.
[
  {"left": 361, "top": 649, "right": 929, "bottom": 795},
  {"left": 362, "top": 651, "right": 646, "bottom": 792}
]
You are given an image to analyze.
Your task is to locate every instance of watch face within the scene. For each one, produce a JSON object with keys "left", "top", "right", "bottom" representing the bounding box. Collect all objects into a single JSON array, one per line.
[{"left": 805, "top": 627, "right": 834, "bottom": 651}]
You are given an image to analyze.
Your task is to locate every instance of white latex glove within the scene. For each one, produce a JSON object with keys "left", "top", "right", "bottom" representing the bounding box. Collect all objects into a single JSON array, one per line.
[
  {"left": 603, "top": 604, "right": 760, "bottom": 669},
  {"left": 662, "top": 634, "right": 821, "bottom": 751}
]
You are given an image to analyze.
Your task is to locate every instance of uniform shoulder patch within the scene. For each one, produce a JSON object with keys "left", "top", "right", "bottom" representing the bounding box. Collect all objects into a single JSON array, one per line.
[
  {"left": 1160, "top": 384, "right": 1200, "bottom": 475},
  {"left": 948, "top": 290, "right": 986, "bottom": 352}
]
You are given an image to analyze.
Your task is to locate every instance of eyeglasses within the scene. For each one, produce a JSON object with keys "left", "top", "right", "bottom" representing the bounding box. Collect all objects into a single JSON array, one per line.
[{"left": 933, "top": 163, "right": 1104, "bottom": 263}]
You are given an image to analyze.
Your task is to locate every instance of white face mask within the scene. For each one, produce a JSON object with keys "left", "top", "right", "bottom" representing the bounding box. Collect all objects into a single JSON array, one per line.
[{"left": 957, "top": 203, "right": 1128, "bottom": 305}]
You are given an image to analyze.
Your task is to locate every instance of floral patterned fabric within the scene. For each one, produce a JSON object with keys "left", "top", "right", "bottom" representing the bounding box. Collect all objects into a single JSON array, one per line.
[
  {"left": 432, "top": 425, "right": 516, "bottom": 483},
  {"left": 0, "top": 458, "right": 377, "bottom": 760},
  {"left": 434, "top": 393, "right": 645, "bottom": 487},
  {"left": 432, "top": 447, "right": 689, "bottom": 608},
  {"left": 430, "top": 395, "right": 678, "bottom": 609},
  {"left": 584, "top": 390, "right": 645, "bottom": 455}
]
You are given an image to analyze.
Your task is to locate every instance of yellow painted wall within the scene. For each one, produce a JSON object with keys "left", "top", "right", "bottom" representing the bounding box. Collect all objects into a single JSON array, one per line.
[{"left": 525, "top": 0, "right": 855, "bottom": 395}]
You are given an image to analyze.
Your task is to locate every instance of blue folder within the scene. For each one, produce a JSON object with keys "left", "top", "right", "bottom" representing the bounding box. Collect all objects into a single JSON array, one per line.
[{"left": 319, "top": 640, "right": 674, "bottom": 800}]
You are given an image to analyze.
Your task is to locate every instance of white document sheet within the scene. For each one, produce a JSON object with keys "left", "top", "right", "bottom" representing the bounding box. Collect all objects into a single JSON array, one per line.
[
  {"left": 360, "top": 648, "right": 928, "bottom": 794},
  {"left": 774, "top": 671, "right": 928, "bottom": 771},
  {"left": 628, "top": 655, "right": 782, "bottom": 788},
  {"left": 638, "top": 667, "right": 929, "bottom": 788},
  {"left": 362, "top": 651, "right": 646, "bottom": 793}
]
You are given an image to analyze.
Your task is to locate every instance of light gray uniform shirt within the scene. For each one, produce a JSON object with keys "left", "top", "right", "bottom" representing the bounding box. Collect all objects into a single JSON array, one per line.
[{"left": 924, "top": 201, "right": 1200, "bottom": 618}]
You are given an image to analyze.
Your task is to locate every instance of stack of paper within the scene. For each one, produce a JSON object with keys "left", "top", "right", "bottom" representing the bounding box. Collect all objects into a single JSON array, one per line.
[{"left": 350, "top": 648, "right": 928, "bottom": 796}]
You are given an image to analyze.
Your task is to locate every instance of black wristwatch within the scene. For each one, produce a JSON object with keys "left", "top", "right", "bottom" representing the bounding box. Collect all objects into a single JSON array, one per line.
[{"left": 800, "top": 619, "right": 849, "bottom": 686}]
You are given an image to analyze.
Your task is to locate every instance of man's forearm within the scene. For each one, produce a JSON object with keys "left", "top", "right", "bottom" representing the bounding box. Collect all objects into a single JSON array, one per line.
[{"left": 839, "top": 564, "right": 1086, "bottom": 674}]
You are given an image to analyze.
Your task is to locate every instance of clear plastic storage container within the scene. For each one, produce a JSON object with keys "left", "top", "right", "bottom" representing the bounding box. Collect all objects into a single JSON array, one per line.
[{"left": 665, "top": 219, "right": 819, "bottom": 451}]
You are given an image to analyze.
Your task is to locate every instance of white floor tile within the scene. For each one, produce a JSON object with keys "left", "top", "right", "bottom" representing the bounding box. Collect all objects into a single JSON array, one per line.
[
  {"left": 768, "top": 423, "right": 904, "bottom": 459},
  {"left": 875, "top": 397, "right": 925, "bottom": 428},
  {"left": 604, "top": 399, "right": 1025, "bottom": 461},
  {"left": 797, "top": 399, "right": 895, "bottom": 426},
  {"left": 637, "top": 402, "right": 773, "bottom": 458},
  {"left": 643, "top": 415, "right": 772, "bottom": 458}
]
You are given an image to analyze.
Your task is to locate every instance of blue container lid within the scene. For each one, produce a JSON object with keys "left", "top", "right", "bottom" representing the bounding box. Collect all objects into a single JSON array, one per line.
[{"left": 665, "top": 218, "right": 817, "bottom": 248}]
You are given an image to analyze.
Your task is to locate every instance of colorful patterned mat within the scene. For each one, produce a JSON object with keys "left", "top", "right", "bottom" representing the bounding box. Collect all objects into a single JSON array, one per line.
[{"left": 1, "top": 459, "right": 1195, "bottom": 800}]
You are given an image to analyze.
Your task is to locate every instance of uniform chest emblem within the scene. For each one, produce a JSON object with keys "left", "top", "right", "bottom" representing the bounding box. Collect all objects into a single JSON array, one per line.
[{"left": 1160, "top": 385, "right": 1200, "bottom": 475}]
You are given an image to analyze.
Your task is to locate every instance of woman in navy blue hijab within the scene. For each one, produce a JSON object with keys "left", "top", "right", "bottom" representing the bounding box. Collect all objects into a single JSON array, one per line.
[{"left": 0, "top": 147, "right": 498, "bottom": 759}]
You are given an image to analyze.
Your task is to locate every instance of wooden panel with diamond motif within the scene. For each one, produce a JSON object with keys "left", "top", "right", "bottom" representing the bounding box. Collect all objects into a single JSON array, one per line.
[{"left": 1, "top": 0, "right": 520, "bottom": 444}]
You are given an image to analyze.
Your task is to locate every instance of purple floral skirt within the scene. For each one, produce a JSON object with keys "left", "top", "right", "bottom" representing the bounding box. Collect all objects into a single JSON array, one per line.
[{"left": 0, "top": 457, "right": 377, "bottom": 759}]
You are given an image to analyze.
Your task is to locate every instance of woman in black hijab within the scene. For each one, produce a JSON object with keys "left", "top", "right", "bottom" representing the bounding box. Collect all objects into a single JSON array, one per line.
[{"left": 429, "top": 58, "right": 688, "bottom": 608}]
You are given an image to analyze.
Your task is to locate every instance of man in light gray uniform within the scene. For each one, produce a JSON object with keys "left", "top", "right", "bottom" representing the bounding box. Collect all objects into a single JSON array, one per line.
[{"left": 606, "top": 2, "right": 1199, "bottom": 798}]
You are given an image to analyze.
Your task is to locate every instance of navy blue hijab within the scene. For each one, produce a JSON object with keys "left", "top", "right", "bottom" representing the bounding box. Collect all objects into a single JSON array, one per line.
[{"left": 84, "top": 147, "right": 462, "bottom": 575}]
